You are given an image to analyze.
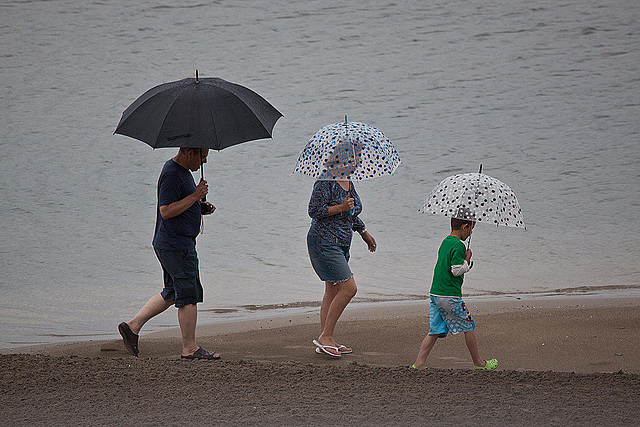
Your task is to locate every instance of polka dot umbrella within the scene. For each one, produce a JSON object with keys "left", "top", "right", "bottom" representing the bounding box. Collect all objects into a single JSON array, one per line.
[
  {"left": 420, "top": 166, "right": 525, "bottom": 229},
  {"left": 292, "top": 118, "right": 401, "bottom": 182}
]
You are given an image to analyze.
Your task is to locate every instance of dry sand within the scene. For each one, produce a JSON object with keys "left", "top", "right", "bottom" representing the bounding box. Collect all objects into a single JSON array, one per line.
[{"left": 2, "top": 295, "right": 639, "bottom": 426}]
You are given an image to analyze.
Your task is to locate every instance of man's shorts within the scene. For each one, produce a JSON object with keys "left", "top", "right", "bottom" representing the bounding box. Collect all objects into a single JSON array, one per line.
[
  {"left": 428, "top": 295, "right": 476, "bottom": 337},
  {"left": 155, "top": 248, "right": 203, "bottom": 308}
]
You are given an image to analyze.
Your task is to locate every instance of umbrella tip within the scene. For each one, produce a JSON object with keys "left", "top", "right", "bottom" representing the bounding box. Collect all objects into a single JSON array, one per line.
[
  {"left": 345, "top": 114, "right": 347, "bottom": 123},
  {"left": 479, "top": 164, "right": 483, "bottom": 174},
  {"left": 195, "top": 69, "right": 199, "bottom": 83}
]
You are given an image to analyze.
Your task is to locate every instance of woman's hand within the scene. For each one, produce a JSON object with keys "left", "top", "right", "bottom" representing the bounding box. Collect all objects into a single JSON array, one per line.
[
  {"left": 340, "top": 196, "right": 355, "bottom": 213},
  {"left": 328, "top": 196, "right": 354, "bottom": 216},
  {"left": 360, "top": 231, "right": 377, "bottom": 252}
]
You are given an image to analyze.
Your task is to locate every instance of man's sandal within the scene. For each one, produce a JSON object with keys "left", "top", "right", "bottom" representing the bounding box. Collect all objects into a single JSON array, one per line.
[{"left": 181, "top": 347, "right": 221, "bottom": 360}]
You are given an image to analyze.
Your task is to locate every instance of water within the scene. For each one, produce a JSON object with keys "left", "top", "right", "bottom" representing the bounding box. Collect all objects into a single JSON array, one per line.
[{"left": 1, "top": 0, "right": 639, "bottom": 348}]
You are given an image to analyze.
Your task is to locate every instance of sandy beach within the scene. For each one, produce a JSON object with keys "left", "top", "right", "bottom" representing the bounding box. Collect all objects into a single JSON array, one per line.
[{"left": 2, "top": 294, "right": 640, "bottom": 426}]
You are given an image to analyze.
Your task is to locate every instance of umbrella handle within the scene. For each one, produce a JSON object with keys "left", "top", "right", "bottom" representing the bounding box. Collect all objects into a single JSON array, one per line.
[
  {"left": 347, "top": 187, "right": 355, "bottom": 216},
  {"left": 200, "top": 148, "right": 206, "bottom": 202}
]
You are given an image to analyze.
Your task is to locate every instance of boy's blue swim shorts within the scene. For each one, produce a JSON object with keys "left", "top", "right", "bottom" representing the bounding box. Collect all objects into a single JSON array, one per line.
[{"left": 428, "top": 295, "right": 476, "bottom": 337}]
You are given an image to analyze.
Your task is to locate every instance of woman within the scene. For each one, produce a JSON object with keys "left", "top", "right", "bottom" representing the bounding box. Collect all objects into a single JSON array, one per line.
[{"left": 307, "top": 176, "right": 377, "bottom": 357}]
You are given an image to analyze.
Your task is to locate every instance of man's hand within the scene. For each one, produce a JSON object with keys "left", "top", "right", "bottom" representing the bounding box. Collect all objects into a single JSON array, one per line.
[
  {"left": 202, "top": 201, "right": 216, "bottom": 215},
  {"left": 194, "top": 179, "right": 209, "bottom": 200}
]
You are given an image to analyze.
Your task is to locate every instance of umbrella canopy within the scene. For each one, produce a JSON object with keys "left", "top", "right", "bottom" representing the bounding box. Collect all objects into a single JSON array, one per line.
[
  {"left": 114, "top": 72, "right": 282, "bottom": 150},
  {"left": 292, "top": 119, "right": 401, "bottom": 181},
  {"left": 420, "top": 171, "right": 525, "bottom": 228}
]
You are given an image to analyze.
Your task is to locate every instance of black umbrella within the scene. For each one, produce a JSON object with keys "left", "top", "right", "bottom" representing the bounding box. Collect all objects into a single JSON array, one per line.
[
  {"left": 115, "top": 70, "right": 282, "bottom": 150},
  {"left": 114, "top": 71, "right": 282, "bottom": 205}
]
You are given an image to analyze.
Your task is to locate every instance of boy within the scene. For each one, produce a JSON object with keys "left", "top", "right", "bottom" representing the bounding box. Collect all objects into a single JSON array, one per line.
[{"left": 412, "top": 213, "right": 498, "bottom": 370}]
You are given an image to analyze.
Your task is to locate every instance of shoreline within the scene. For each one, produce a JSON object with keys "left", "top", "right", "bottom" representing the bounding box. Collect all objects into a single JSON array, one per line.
[
  {"left": 2, "top": 286, "right": 639, "bottom": 352},
  {"left": 4, "top": 292, "right": 639, "bottom": 375},
  {"left": 2, "top": 286, "right": 638, "bottom": 351},
  {"left": 147, "top": 288, "right": 640, "bottom": 341}
]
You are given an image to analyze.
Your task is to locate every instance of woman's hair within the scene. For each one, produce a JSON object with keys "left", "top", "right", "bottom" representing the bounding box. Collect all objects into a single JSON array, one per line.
[{"left": 324, "top": 138, "right": 363, "bottom": 179}]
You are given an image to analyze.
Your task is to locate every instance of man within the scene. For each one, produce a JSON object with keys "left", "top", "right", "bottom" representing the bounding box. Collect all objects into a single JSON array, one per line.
[{"left": 119, "top": 147, "right": 220, "bottom": 360}]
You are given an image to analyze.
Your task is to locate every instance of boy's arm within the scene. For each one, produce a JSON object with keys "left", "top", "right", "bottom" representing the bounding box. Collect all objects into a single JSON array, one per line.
[
  {"left": 451, "top": 248, "right": 472, "bottom": 276},
  {"left": 451, "top": 260, "right": 471, "bottom": 276}
]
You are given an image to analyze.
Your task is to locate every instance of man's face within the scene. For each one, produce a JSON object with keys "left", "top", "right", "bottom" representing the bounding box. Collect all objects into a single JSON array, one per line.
[{"left": 187, "top": 148, "right": 209, "bottom": 171}]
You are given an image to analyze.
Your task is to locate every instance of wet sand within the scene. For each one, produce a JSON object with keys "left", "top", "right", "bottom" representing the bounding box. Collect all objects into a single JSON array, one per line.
[{"left": 2, "top": 295, "right": 639, "bottom": 426}]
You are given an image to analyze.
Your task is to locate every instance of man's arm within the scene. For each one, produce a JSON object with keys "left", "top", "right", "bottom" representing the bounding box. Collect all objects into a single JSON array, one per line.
[{"left": 159, "top": 179, "right": 208, "bottom": 220}]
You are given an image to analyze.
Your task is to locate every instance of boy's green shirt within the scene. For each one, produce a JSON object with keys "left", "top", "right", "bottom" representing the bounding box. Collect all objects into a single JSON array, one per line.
[{"left": 430, "top": 235, "right": 467, "bottom": 297}]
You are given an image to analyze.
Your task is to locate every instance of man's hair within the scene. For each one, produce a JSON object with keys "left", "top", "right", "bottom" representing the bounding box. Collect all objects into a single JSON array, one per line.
[
  {"left": 179, "top": 147, "right": 201, "bottom": 155},
  {"left": 451, "top": 217, "right": 475, "bottom": 230}
]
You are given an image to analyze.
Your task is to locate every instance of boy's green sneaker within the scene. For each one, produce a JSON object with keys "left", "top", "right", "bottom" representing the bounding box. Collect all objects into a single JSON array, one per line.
[{"left": 474, "top": 359, "right": 498, "bottom": 370}]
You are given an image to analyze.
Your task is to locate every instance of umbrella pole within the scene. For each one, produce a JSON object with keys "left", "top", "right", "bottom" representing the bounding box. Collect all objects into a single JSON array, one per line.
[
  {"left": 345, "top": 116, "right": 356, "bottom": 216},
  {"left": 200, "top": 148, "right": 206, "bottom": 202},
  {"left": 467, "top": 164, "right": 483, "bottom": 250}
]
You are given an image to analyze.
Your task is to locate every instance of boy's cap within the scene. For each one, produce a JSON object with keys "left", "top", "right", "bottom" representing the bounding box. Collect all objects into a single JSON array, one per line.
[{"left": 453, "top": 206, "right": 477, "bottom": 221}]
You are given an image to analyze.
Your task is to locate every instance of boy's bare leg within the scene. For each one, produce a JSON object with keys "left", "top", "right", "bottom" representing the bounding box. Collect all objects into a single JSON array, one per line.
[
  {"left": 317, "top": 277, "right": 357, "bottom": 353},
  {"left": 464, "top": 330, "right": 485, "bottom": 367},
  {"left": 413, "top": 334, "right": 439, "bottom": 368},
  {"left": 178, "top": 303, "right": 200, "bottom": 356},
  {"left": 127, "top": 293, "right": 174, "bottom": 334}
]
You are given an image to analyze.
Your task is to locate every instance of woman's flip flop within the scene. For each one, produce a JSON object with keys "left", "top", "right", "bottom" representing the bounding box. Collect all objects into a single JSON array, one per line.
[
  {"left": 312, "top": 340, "right": 341, "bottom": 358},
  {"left": 337, "top": 345, "right": 352, "bottom": 354},
  {"left": 315, "top": 345, "right": 352, "bottom": 355}
]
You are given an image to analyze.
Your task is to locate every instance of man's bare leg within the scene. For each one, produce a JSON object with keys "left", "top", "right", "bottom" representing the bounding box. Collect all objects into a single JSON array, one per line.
[{"left": 127, "top": 293, "right": 173, "bottom": 334}]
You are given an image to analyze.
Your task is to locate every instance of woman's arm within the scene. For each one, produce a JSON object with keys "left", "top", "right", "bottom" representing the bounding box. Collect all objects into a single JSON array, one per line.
[
  {"left": 328, "top": 198, "right": 354, "bottom": 216},
  {"left": 308, "top": 181, "right": 353, "bottom": 218},
  {"left": 359, "top": 230, "right": 377, "bottom": 252}
]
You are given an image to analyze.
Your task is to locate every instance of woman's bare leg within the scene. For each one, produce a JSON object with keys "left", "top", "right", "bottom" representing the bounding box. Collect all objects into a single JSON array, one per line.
[
  {"left": 317, "top": 277, "right": 357, "bottom": 355},
  {"left": 320, "top": 281, "right": 339, "bottom": 332}
]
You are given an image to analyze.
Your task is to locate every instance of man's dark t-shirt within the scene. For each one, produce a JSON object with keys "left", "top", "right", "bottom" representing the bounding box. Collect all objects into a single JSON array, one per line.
[{"left": 152, "top": 159, "right": 201, "bottom": 251}]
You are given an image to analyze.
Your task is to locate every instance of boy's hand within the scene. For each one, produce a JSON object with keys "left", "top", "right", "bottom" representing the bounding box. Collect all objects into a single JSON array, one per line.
[{"left": 465, "top": 249, "right": 472, "bottom": 262}]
